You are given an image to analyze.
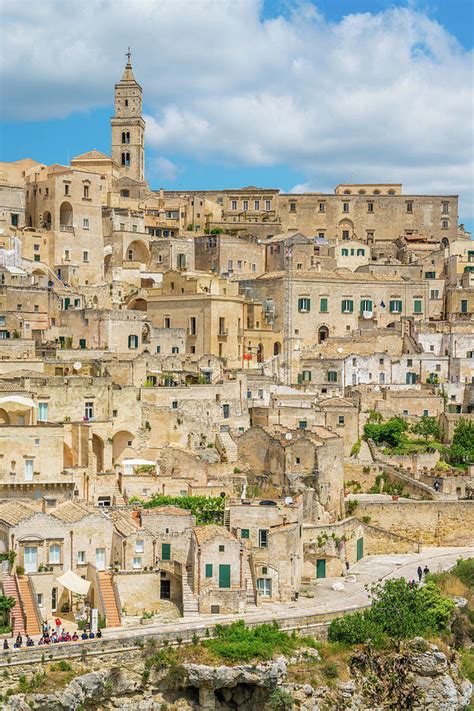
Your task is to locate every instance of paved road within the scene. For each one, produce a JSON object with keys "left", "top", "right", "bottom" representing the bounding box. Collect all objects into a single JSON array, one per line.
[{"left": 98, "top": 545, "right": 474, "bottom": 642}]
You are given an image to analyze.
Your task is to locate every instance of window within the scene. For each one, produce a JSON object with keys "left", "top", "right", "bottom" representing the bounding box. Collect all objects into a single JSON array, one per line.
[
  {"left": 83, "top": 218, "right": 89, "bottom": 229},
  {"left": 360, "top": 299, "right": 372, "bottom": 313},
  {"left": 343, "top": 202, "right": 349, "bottom": 212},
  {"left": 37, "top": 593, "right": 43, "bottom": 607},
  {"left": 171, "top": 400, "right": 178, "bottom": 410},
  {"left": 11, "top": 213, "right": 19, "bottom": 227},
  {"left": 461, "top": 300, "right": 468, "bottom": 313},
  {"left": 84, "top": 401, "right": 94, "bottom": 420},
  {"left": 223, "top": 404, "right": 230, "bottom": 419},
  {"left": 156, "top": 345, "right": 161, "bottom": 354},
  {"left": 64, "top": 184, "right": 70, "bottom": 196},
  {"left": 414, "top": 299, "right": 422, "bottom": 314},
  {"left": 430, "top": 290, "right": 439, "bottom": 300},
  {"left": 34, "top": 243, "right": 40, "bottom": 252},
  {"left": 243, "top": 200, "right": 248, "bottom": 211},
  {"left": 128, "top": 334, "right": 138, "bottom": 349},
  {"left": 367, "top": 202, "right": 374, "bottom": 213},
  {"left": 298, "top": 297, "right": 311, "bottom": 312},
  {"left": 295, "top": 456, "right": 301, "bottom": 465},
  {"left": 341, "top": 299, "right": 354, "bottom": 313},
  {"left": 342, "top": 230, "right": 350, "bottom": 240},
  {"left": 38, "top": 402, "right": 48, "bottom": 422},
  {"left": 319, "top": 202, "right": 325, "bottom": 212},
  {"left": 34, "top": 254, "right": 40, "bottom": 262},
  {"left": 231, "top": 200, "right": 237, "bottom": 210},
  {"left": 171, "top": 346, "right": 179, "bottom": 354},
  {"left": 241, "top": 529, "right": 249, "bottom": 539},
  {"left": 121, "top": 152, "right": 131, "bottom": 166},
  {"left": 256, "top": 578, "right": 272, "bottom": 597},
  {"left": 83, "top": 185, "right": 89, "bottom": 198},
  {"left": 407, "top": 358, "right": 413, "bottom": 366},
  {"left": 83, "top": 250, "right": 89, "bottom": 262},
  {"left": 379, "top": 372, "right": 385, "bottom": 384},
  {"left": 442, "top": 201, "right": 449, "bottom": 214},
  {"left": 265, "top": 200, "right": 271, "bottom": 211},
  {"left": 338, "top": 415, "right": 345, "bottom": 426},
  {"left": 120, "top": 223, "right": 125, "bottom": 231},
  {"left": 135, "top": 540, "right": 144, "bottom": 554},
  {"left": 441, "top": 220, "right": 449, "bottom": 229},
  {"left": 161, "top": 543, "right": 171, "bottom": 561},
  {"left": 406, "top": 372, "right": 417, "bottom": 384},
  {"left": 133, "top": 556, "right": 142, "bottom": 569},
  {"left": 121, "top": 189, "right": 130, "bottom": 198},
  {"left": 164, "top": 316, "right": 171, "bottom": 328},
  {"left": 49, "top": 544, "right": 60, "bottom": 564},
  {"left": 259, "top": 529, "right": 268, "bottom": 548},
  {"left": 327, "top": 370, "right": 338, "bottom": 382},
  {"left": 64, "top": 249, "right": 70, "bottom": 261},
  {"left": 341, "top": 248, "right": 349, "bottom": 256},
  {"left": 79, "top": 338, "right": 86, "bottom": 349},
  {"left": 254, "top": 200, "right": 260, "bottom": 211},
  {"left": 357, "top": 248, "right": 365, "bottom": 256},
  {"left": 320, "top": 297, "right": 328, "bottom": 313},
  {"left": 297, "top": 420, "right": 308, "bottom": 431},
  {"left": 289, "top": 202, "right": 296, "bottom": 212},
  {"left": 77, "top": 551, "right": 85, "bottom": 564},
  {"left": 389, "top": 299, "right": 402, "bottom": 313},
  {"left": 52, "top": 587, "right": 58, "bottom": 612},
  {"left": 302, "top": 370, "right": 311, "bottom": 382},
  {"left": 406, "top": 201, "right": 413, "bottom": 213},
  {"left": 205, "top": 563, "right": 213, "bottom": 577}
]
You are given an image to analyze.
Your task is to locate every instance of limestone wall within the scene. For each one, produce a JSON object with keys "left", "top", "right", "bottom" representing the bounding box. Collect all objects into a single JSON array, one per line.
[{"left": 353, "top": 500, "right": 474, "bottom": 545}]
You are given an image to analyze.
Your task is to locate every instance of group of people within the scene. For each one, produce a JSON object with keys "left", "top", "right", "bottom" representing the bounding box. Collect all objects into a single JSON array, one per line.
[
  {"left": 417, "top": 565, "right": 430, "bottom": 581},
  {"left": 2, "top": 616, "right": 102, "bottom": 650}
]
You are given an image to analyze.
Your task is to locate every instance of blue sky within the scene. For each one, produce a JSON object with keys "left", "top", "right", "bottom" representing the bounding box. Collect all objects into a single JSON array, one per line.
[{"left": 1, "top": 0, "right": 473, "bottom": 232}]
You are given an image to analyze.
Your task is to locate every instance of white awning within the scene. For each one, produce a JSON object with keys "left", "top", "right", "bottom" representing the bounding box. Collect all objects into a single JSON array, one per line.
[
  {"left": 0, "top": 395, "right": 37, "bottom": 409},
  {"left": 103, "top": 245, "right": 112, "bottom": 256},
  {"left": 122, "top": 458, "right": 156, "bottom": 466},
  {"left": 56, "top": 569, "right": 91, "bottom": 596}
]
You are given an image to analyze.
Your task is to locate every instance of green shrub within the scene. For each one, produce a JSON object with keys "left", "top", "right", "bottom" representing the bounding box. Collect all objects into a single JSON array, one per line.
[
  {"left": 350, "top": 440, "right": 361, "bottom": 457},
  {"left": 450, "top": 557, "right": 474, "bottom": 589},
  {"left": 128, "top": 494, "right": 224, "bottom": 525},
  {"left": 345, "top": 500, "right": 358, "bottom": 516},
  {"left": 268, "top": 687, "right": 294, "bottom": 710},
  {"left": 364, "top": 417, "right": 408, "bottom": 448}
]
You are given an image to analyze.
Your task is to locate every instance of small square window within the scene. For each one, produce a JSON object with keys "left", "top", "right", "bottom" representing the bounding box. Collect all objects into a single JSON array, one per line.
[
  {"left": 241, "top": 529, "right": 249, "bottom": 539},
  {"left": 219, "top": 545, "right": 225, "bottom": 552}
]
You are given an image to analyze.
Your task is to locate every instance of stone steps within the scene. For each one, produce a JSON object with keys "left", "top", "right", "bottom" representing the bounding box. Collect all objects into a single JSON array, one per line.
[
  {"left": 3, "top": 574, "right": 26, "bottom": 637},
  {"left": 17, "top": 576, "right": 41, "bottom": 636}
]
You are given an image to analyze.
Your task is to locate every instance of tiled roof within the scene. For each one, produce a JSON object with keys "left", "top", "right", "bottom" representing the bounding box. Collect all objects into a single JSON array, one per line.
[
  {"left": 49, "top": 501, "right": 92, "bottom": 523},
  {"left": 0, "top": 501, "right": 37, "bottom": 526},
  {"left": 193, "top": 524, "right": 237, "bottom": 546},
  {"left": 110, "top": 511, "right": 141, "bottom": 537},
  {"left": 72, "top": 150, "right": 110, "bottom": 161}
]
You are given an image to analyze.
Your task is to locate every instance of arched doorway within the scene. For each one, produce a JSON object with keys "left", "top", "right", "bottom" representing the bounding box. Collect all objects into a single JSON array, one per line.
[
  {"left": 92, "top": 434, "right": 104, "bottom": 472},
  {"left": 59, "top": 202, "right": 73, "bottom": 229},
  {"left": 128, "top": 298, "right": 147, "bottom": 311},
  {"left": 142, "top": 324, "right": 151, "bottom": 344},
  {"left": 338, "top": 219, "right": 354, "bottom": 240},
  {"left": 318, "top": 326, "right": 329, "bottom": 343},
  {"left": 126, "top": 240, "right": 149, "bottom": 265},
  {"left": 112, "top": 430, "right": 135, "bottom": 463},
  {"left": 273, "top": 341, "right": 281, "bottom": 356},
  {"left": 257, "top": 343, "right": 264, "bottom": 363}
]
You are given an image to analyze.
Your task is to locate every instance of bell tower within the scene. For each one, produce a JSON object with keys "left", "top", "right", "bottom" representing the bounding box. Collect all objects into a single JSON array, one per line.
[{"left": 111, "top": 49, "right": 145, "bottom": 183}]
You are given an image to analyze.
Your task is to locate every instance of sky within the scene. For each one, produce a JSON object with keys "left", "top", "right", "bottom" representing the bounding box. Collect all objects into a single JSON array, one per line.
[{"left": 0, "top": 0, "right": 473, "bottom": 232}]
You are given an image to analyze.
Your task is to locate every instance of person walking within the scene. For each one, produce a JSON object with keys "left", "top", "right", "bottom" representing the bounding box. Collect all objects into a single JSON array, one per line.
[
  {"left": 417, "top": 566, "right": 423, "bottom": 582},
  {"left": 423, "top": 565, "right": 430, "bottom": 578}
]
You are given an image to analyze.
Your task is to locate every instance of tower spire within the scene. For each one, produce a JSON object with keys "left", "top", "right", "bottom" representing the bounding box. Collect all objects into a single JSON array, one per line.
[{"left": 126, "top": 47, "right": 131, "bottom": 65}]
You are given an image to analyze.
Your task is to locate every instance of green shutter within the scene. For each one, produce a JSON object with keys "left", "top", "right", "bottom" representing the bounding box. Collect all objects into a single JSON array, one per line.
[
  {"left": 241, "top": 529, "right": 249, "bottom": 539},
  {"left": 161, "top": 543, "right": 171, "bottom": 561},
  {"left": 218, "top": 564, "right": 231, "bottom": 588},
  {"left": 316, "top": 559, "right": 326, "bottom": 579},
  {"left": 414, "top": 299, "right": 422, "bottom": 314},
  {"left": 356, "top": 538, "right": 364, "bottom": 561},
  {"left": 341, "top": 299, "right": 353, "bottom": 313},
  {"left": 320, "top": 297, "right": 328, "bottom": 313},
  {"left": 205, "top": 563, "right": 213, "bottom": 577}
]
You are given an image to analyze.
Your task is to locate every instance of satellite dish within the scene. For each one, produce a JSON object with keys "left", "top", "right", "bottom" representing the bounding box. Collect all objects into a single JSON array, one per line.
[
  {"left": 284, "top": 496, "right": 293, "bottom": 505},
  {"left": 285, "top": 432, "right": 293, "bottom": 441},
  {"left": 73, "top": 362, "right": 82, "bottom": 371},
  {"left": 337, "top": 347, "right": 344, "bottom": 353}
]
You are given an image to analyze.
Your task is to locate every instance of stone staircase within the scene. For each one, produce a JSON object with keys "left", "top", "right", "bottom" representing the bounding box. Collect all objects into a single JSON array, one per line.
[
  {"left": 215, "top": 432, "right": 238, "bottom": 463},
  {"left": 243, "top": 557, "right": 257, "bottom": 610},
  {"left": 182, "top": 570, "right": 199, "bottom": 617},
  {"left": 98, "top": 572, "right": 121, "bottom": 628},
  {"left": 17, "top": 576, "right": 41, "bottom": 635},
  {"left": 113, "top": 483, "right": 126, "bottom": 507},
  {"left": 2, "top": 574, "right": 26, "bottom": 637}
]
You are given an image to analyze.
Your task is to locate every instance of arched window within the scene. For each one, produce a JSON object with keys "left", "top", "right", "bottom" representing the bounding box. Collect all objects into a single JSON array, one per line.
[
  {"left": 357, "top": 249, "right": 365, "bottom": 256},
  {"left": 121, "top": 152, "right": 131, "bottom": 166},
  {"left": 121, "top": 131, "right": 130, "bottom": 144},
  {"left": 59, "top": 202, "right": 73, "bottom": 230}
]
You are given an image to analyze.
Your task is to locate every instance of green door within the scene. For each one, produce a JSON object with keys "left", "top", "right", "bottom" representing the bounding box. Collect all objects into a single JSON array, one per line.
[
  {"left": 316, "top": 559, "right": 326, "bottom": 579},
  {"left": 161, "top": 543, "right": 171, "bottom": 561},
  {"left": 218, "top": 564, "right": 231, "bottom": 589},
  {"left": 356, "top": 538, "right": 364, "bottom": 561}
]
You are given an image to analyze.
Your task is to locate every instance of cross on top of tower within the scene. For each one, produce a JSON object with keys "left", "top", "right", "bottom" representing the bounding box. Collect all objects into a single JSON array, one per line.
[{"left": 126, "top": 47, "right": 131, "bottom": 65}]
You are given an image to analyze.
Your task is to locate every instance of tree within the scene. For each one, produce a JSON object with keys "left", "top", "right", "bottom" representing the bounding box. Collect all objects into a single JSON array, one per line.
[
  {"left": 364, "top": 417, "right": 408, "bottom": 448},
  {"left": 450, "top": 418, "right": 474, "bottom": 465},
  {"left": 411, "top": 416, "right": 442, "bottom": 442},
  {"left": 0, "top": 595, "right": 16, "bottom": 626}
]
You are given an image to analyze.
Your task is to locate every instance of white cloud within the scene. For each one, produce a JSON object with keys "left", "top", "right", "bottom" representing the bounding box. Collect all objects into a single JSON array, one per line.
[
  {"left": 148, "top": 156, "right": 181, "bottom": 183},
  {"left": 1, "top": 0, "right": 472, "bottom": 217}
]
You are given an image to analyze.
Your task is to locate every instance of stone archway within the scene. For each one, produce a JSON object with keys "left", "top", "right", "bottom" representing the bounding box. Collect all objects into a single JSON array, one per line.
[
  {"left": 92, "top": 434, "right": 105, "bottom": 473},
  {"left": 318, "top": 326, "right": 329, "bottom": 343},
  {"left": 126, "top": 240, "right": 149, "bottom": 265},
  {"left": 273, "top": 341, "right": 281, "bottom": 356},
  {"left": 112, "top": 430, "right": 135, "bottom": 463},
  {"left": 59, "top": 202, "right": 73, "bottom": 229}
]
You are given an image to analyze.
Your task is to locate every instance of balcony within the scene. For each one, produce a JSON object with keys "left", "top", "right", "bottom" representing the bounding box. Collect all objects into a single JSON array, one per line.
[
  {"left": 60, "top": 224, "right": 74, "bottom": 233},
  {"left": 217, "top": 329, "right": 228, "bottom": 339}
]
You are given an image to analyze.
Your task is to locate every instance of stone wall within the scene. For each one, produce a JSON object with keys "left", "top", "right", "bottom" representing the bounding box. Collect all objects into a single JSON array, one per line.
[{"left": 353, "top": 500, "right": 474, "bottom": 545}]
